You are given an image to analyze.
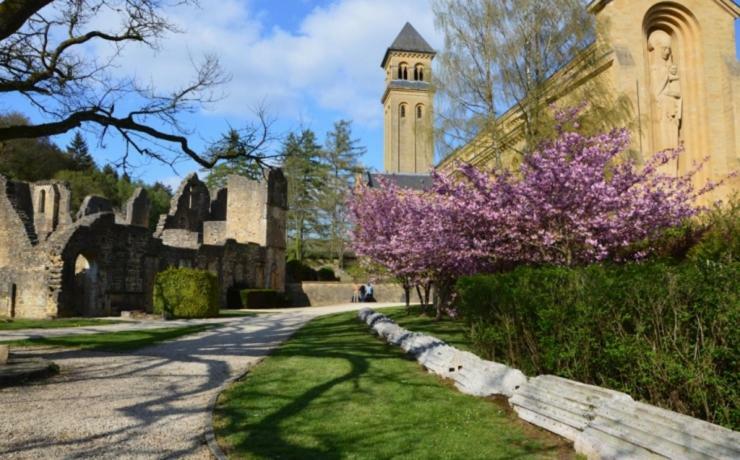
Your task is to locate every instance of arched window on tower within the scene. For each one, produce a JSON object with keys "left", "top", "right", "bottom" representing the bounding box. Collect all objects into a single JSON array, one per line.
[
  {"left": 398, "top": 63, "right": 409, "bottom": 80},
  {"left": 400, "top": 104, "right": 407, "bottom": 118},
  {"left": 414, "top": 64, "right": 424, "bottom": 81},
  {"left": 416, "top": 105, "right": 423, "bottom": 119}
]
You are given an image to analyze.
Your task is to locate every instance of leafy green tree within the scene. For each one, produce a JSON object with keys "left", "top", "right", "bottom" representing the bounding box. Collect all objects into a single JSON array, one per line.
[
  {"left": 319, "top": 120, "right": 365, "bottom": 267},
  {"left": 281, "top": 130, "right": 326, "bottom": 262},
  {"left": 204, "top": 129, "right": 264, "bottom": 189},
  {"left": 66, "top": 131, "right": 96, "bottom": 171},
  {"left": 0, "top": 112, "right": 74, "bottom": 181},
  {"left": 433, "top": 0, "right": 631, "bottom": 160},
  {"left": 146, "top": 182, "right": 174, "bottom": 229}
]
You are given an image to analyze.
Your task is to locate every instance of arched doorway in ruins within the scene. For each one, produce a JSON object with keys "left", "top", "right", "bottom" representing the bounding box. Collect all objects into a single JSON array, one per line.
[{"left": 72, "top": 253, "right": 99, "bottom": 316}]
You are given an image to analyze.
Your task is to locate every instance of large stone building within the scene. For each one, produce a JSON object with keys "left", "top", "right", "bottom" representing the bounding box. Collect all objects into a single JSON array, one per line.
[
  {"left": 0, "top": 170, "right": 287, "bottom": 318},
  {"left": 440, "top": 0, "right": 740, "bottom": 202}
]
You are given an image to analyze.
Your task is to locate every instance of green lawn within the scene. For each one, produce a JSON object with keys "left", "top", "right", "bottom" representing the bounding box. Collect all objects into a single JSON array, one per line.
[
  {"left": 0, "top": 317, "right": 121, "bottom": 331},
  {"left": 3, "top": 324, "right": 215, "bottom": 352},
  {"left": 219, "top": 310, "right": 258, "bottom": 318},
  {"left": 383, "top": 306, "right": 472, "bottom": 351},
  {"left": 214, "top": 310, "right": 572, "bottom": 460}
]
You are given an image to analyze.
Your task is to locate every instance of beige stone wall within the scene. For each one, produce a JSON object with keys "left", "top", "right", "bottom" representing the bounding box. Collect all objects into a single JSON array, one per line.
[
  {"left": 286, "top": 282, "right": 407, "bottom": 307},
  {"left": 225, "top": 174, "right": 268, "bottom": 245},
  {"left": 441, "top": 0, "right": 740, "bottom": 203}
]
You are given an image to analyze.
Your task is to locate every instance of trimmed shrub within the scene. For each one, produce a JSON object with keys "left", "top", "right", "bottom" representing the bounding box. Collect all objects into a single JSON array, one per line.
[
  {"left": 153, "top": 267, "right": 219, "bottom": 318},
  {"left": 286, "top": 259, "right": 318, "bottom": 282},
  {"left": 240, "top": 289, "right": 285, "bottom": 309},
  {"left": 456, "top": 260, "right": 739, "bottom": 429},
  {"left": 317, "top": 267, "right": 338, "bottom": 281}
]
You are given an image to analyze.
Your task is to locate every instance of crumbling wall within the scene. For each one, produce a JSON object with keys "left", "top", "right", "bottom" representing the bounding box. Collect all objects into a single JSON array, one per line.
[
  {"left": 0, "top": 175, "right": 48, "bottom": 318},
  {"left": 1, "top": 169, "right": 289, "bottom": 318}
]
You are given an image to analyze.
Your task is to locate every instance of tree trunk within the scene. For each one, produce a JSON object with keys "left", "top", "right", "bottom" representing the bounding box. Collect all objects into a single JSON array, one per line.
[{"left": 416, "top": 284, "right": 424, "bottom": 310}]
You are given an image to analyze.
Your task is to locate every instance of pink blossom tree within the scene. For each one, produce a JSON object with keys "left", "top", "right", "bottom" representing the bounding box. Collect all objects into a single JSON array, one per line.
[{"left": 349, "top": 106, "right": 718, "bottom": 317}]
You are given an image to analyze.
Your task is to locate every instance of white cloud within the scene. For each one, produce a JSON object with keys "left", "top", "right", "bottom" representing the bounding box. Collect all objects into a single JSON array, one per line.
[{"left": 92, "top": 0, "right": 441, "bottom": 128}]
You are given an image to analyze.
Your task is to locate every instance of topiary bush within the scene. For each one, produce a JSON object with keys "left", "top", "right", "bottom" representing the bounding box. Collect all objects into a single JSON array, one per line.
[
  {"left": 240, "top": 289, "right": 285, "bottom": 309},
  {"left": 317, "top": 267, "right": 338, "bottom": 281},
  {"left": 153, "top": 267, "right": 219, "bottom": 318},
  {"left": 456, "top": 260, "right": 739, "bottom": 429}
]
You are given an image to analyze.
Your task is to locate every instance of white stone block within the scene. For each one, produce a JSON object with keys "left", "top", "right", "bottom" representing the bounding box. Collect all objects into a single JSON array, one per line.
[
  {"left": 452, "top": 350, "right": 527, "bottom": 398},
  {"left": 576, "top": 399, "right": 740, "bottom": 460},
  {"left": 509, "top": 375, "right": 632, "bottom": 442}
]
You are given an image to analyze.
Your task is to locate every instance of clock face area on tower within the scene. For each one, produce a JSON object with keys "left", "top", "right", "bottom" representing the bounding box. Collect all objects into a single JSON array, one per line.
[{"left": 381, "top": 22, "right": 436, "bottom": 174}]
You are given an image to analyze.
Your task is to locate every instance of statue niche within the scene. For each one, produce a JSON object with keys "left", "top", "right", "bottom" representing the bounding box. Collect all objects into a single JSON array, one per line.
[{"left": 648, "top": 29, "right": 683, "bottom": 155}]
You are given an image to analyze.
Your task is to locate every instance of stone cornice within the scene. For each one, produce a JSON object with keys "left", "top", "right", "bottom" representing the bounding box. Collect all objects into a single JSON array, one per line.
[{"left": 588, "top": 0, "right": 740, "bottom": 17}]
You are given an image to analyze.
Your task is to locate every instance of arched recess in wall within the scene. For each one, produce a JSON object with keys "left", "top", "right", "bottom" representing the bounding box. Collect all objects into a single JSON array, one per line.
[
  {"left": 399, "top": 103, "right": 407, "bottom": 119},
  {"left": 414, "top": 64, "right": 424, "bottom": 81},
  {"left": 642, "top": 2, "right": 706, "bottom": 180},
  {"left": 415, "top": 104, "right": 424, "bottom": 120},
  {"left": 398, "top": 62, "right": 409, "bottom": 80},
  {"left": 73, "top": 253, "right": 99, "bottom": 316}
]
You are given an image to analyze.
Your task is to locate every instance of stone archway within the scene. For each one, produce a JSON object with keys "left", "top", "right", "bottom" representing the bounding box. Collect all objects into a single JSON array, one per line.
[{"left": 73, "top": 253, "right": 99, "bottom": 316}]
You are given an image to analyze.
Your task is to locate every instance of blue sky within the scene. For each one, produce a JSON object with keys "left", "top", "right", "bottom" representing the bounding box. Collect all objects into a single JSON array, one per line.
[{"left": 4, "top": 1, "right": 740, "bottom": 189}]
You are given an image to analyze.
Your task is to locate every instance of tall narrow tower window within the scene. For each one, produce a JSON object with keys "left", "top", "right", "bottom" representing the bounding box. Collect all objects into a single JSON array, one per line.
[
  {"left": 38, "top": 190, "right": 46, "bottom": 213},
  {"left": 414, "top": 64, "right": 424, "bottom": 81},
  {"left": 416, "top": 105, "right": 423, "bottom": 119},
  {"left": 398, "top": 63, "right": 409, "bottom": 80},
  {"left": 400, "top": 104, "right": 407, "bottom": 118}
]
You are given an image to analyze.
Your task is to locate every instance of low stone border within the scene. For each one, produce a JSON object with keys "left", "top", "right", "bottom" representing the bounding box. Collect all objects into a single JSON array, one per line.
[{"left": 358, "top": 308, "right": 740, "bottom": 460}]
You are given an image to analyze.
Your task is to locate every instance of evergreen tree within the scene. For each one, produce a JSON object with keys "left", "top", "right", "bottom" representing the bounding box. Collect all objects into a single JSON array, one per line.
[
  {"left": 0, "top": 112, "right": 74, "bottom": 181},
  {"left": 320, "top": 120, "right": 366, "bottom": 267},
  {"left": 281, "top": 129, "right": 326, "bottom": 262},
  {"left": 66, "top": 131, "right": 96, "bottom": 171},
  {"left": 204, "top": 129, "right": 264, "bottom": 189}
]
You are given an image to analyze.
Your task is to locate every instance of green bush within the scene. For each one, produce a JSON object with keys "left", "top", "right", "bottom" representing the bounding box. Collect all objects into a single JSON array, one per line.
[
  {"left": 240, "top": 289, "right": 285, "bottom": 309},
  {"left": 285, "top": 259, "right": 318, "bottom": 282},
  {"left": 456, "top": 260, "right": 739, "bottom": 429},
  {"left": 317, "top": 267, "right": 338, "bottom": 281},
  {"left": 153, "top": 268, "right": 219, "bottom": 318}
]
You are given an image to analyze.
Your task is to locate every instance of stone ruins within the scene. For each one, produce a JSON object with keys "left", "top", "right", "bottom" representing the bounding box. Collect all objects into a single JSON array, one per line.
[{"left": 0, "top": 170, "right": 287, "bottom": 319}]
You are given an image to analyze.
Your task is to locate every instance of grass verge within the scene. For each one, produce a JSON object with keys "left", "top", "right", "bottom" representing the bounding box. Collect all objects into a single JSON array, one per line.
[
  {"left": 214, "top": 310, "right": 572, "bottom": 459},
  {"left": 3, "top": 324, "right": 216, "bottom": 352},
  {"left": 219, "top": 310, "right": 258, "bottom": 318},
  {"left": 383, "top": 306, "right": 472, "bottom": 351},
  {"left": 0, "top": 318, "right": 122, "bottom": 331}
]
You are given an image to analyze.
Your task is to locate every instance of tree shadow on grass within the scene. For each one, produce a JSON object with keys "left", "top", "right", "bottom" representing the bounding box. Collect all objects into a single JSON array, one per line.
[{"left": 214, "top": 314, "right": 572, "bottom": 459}]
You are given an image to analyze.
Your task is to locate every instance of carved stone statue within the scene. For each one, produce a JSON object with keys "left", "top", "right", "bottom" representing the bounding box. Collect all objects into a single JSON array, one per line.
[{"left": 648, "top": 30, "right": 682, "bottom": 152}]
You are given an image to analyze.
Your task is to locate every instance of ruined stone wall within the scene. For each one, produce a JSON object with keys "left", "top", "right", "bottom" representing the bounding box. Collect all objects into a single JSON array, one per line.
[
  {"left": 0, "top": 169, "right": 288, "bottom": 318},
  {"left": 0, "top": 176, "right": 48, "bottom": 318}
]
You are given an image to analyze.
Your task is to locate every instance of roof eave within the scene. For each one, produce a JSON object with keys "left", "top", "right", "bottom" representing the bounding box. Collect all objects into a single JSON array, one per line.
[{"left": 380, "top": 49, "right": 437, "bottom": 69}]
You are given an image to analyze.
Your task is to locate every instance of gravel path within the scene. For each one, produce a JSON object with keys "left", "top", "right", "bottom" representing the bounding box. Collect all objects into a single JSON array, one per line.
[{"left": 0, "top": 303, "right": 391, "bottom": 459}]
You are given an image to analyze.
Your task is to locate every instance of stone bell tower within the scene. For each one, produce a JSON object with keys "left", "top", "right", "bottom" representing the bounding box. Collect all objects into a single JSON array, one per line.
[{"left": 381, "top": 22, "right": 436, "bottom": 174}]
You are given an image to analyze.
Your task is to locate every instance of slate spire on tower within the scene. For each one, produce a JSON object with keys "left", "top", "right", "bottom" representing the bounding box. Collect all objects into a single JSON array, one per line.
[{"left": 380, "top": 22, "right": 436, "bottom": 68}]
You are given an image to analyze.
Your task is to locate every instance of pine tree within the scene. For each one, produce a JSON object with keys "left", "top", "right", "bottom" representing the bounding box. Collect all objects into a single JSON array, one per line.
[
  {"left": 320, "top": 120, "right": 366, "bottom": 267},
  {"left": 281, "top": 129, "right": 327, "bottom": 262},
  {"left": 204, "top": 129, "right": 264, "bottom": 189},
  {"left": 66, "top": 131, "right": 96, "bottom": 171}
]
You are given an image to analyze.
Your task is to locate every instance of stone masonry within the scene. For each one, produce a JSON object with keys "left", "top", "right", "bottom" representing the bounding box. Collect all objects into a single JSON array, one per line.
[{"left": 0, "top": 170, "right": 287, "bottom": 318}]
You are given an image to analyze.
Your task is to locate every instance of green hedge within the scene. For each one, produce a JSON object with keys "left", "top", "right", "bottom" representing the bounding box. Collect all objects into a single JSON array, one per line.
[
  {"left": 317, "top": 267, "right": 337, "bottom": 281},
  {"left": 456, "top": 260, "right": 739, "bottom": 429},
  {"left": 240, "top": 289, "right": 285, "bottom": 309},
  {"left": 153, "top": 267, "right": 219, "bottom": 318},
  {"left": 286, "top": 259, "right": 318, "bottom": 282}
]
